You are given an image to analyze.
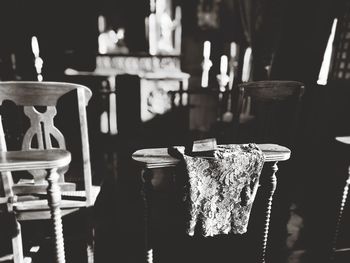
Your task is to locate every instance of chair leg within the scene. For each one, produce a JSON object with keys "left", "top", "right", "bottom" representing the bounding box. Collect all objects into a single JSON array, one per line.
[
  {"left": 86, "top": 232, "right": 94, "bottom": 263},
  {"left": 86, "top": 209, "right": 95, "bottom": 263},
  {"left": 46, "top": 168, "right": 66, "bottom": 263},
  {"left": 330, "top": 165, "right": 350, "bottom": 262},
  {"left": 260, "top": 161, "right": 278, "bottom": 263},
  {"left": 141, "top": 168, "right": 154, "bottom": 263},
  {"left": 12, "top": 221, "right": 24, "bottom": 263}
]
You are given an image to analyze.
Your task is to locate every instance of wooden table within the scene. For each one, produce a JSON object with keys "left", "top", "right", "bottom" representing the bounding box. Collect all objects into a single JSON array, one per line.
[{"left": 132, "top": 144, "right": 291, "bottom": 263}]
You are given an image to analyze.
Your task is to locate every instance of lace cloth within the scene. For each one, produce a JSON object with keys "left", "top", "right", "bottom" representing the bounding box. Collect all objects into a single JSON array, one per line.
[{"left": 173, "top": 143, "right": 265, "bottom": 237}]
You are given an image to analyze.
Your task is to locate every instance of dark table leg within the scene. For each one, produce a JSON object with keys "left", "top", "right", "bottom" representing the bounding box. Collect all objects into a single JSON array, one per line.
[
  {"left": 260, "top": 161, "right": 278, "bottom": 263},
  {"left": 141, "top": 168, "right": 154, "bottom": 263},
  {"left": 330, "top": 165, "right": 350, "bottom": 261}
]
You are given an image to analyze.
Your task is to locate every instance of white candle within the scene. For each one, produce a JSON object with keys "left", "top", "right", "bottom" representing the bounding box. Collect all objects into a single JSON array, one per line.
[
  {"left": 98, "top": 15, "right": 106, "bottom": 33},
  {"left": 230, "top": 42, "right": 237, "bottom": 58},
  {"left": 100, "top": 111, "right": 109, "bottom": 134},
  {"left": 31, "top": 36, "right": 40, "bottom": 58},
  {"left": 149, "top": 13, "right": 157, "bottom": 55},
  {"left": 220, "top": 55, "right": 228, "bottom": 75},
  {"left": 242, "top": 47, "right": 252, "bottom": 82},
  {"left": 203, "top": 41, "right": 211, "bottom": 58}
]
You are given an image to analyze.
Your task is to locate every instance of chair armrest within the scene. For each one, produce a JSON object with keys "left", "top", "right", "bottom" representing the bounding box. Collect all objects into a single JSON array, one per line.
[{"left": 0, "top": 149, "right": 71, "bottom": 172}]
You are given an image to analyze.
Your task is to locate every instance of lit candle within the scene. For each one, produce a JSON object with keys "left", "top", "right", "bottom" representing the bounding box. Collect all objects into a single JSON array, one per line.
[
  {"left": 149, "top": 13, "right": 157, "bottom": 55},
  {"left": 201, "top": 41, "right": 212, "bottom": 88},
  {"left": 230, "top": 42, "right": 237, "bottom": 58},
  {"left": 31, "top": 36, "right": 40, "bottom": 58},
  {"left": 98, "top": 15, "right": 106, "bottom": 33},
  {"left": 174, "top": 6, "right": 182, "bottom": 54},
  {"left": 220, "top": 55, "right": 228, "bottom": 75},
  {"left": 100, "top": 111, "right": 109, "bottom": 134},
  {"left": 242, "top": 47, "right": 252, "bottom": 82},
  {"left": 203, "top": 41, "right": 211, "bottom": 58}
]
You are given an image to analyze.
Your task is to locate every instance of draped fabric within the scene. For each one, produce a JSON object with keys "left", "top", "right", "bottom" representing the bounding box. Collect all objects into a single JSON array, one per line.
[{"left": 173, "top": 143, "right": 265, "bottom": 237}]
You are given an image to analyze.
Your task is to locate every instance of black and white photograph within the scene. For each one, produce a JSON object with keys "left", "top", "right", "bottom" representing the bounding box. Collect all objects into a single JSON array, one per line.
[{"left": 0, "top": 0, "right": 349, "bottom": 262}]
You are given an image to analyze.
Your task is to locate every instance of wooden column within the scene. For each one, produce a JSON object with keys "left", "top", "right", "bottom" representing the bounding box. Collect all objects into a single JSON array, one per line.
[
  {"left": 260, "top": 161, "right": 278, "bottom": 263},
  {"left": 141, "top": 168, "right": 154, "bottom": 263},
  {"left": 46, "top": 168, "right": 65, "bottom": 263}
]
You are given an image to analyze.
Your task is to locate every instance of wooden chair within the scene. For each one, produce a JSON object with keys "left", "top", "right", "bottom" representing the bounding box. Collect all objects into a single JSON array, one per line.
[
  {"left": 0, "top": 81, "right": 99, "bottom": 263},
  {"left": 234, "top": 81, "right": 305, "bottom": 146}
]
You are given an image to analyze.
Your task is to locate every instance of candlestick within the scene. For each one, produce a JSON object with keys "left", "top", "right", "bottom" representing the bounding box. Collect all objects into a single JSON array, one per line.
[
  {"left": 148, "top": 13, "right": 157, "bottom": 55},
  {"left": 174, "top": 6, "right": 182, "bottom": 54},
  {"left": 98, "top": 15, "right": 106, "bottom": 34},
  {"left": 230, "top": 42, "right": 237, "bottom": 58},
  {"left": 31, "top": 36, "right": 43, "bottom": 81},
  {"left": 203, "top": 41, "right": 211, "bottom": 58},
  {"left": 220, "top": 55, "right": 228, "bottom": 75},
  {"left": 201, "top": 41, "right": 212, "bottom": 88},
  {"left": 31, "top": 36, "right": 40, "bottom": 58},
  {"left": 242, "top": 47, "right": 252, "bottom": 82},
  {"left": 150, "top": 0, "right": 156, "bottom": 13}
]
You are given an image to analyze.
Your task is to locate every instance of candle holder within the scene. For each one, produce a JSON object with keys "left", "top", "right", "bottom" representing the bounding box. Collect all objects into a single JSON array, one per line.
[
  {"left": 201, "top": 41, "right": 212, "bottom": 88},
  {"left": 216, "top": 73, "right": 230, "bottom": 92},
  {"left": 216, "top": 73, "right": 229, "bottom": 122},
  {"left": 31, "top": 36, "right": 43, "bottom": 81},
  {"left": 201, "top": 58, "right": 213, "bottom": 88}
]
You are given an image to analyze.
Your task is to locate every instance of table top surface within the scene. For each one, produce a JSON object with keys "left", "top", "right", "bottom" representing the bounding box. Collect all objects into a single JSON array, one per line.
[{"left": 132, "top": 144, "right": 291, "bottom": 169}]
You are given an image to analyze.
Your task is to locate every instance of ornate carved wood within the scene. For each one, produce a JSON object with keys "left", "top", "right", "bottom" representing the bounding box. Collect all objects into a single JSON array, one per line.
[
  {"left": 46, "top": 168, "right": 66, "bottom": 263},
  {"left": 260, "top": 161, "right": 278, "bottom": 263},
  {"left": 22, "top": 106, "right": 66, "bottom": 182},
  {"left": 22, "top": 106, "right": 66, "bottom": 150}
]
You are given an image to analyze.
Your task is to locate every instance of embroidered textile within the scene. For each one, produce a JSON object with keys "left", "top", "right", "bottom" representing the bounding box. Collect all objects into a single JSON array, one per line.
[{"left": 174, "top": 144, "right": 264, "bottom": 237}]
